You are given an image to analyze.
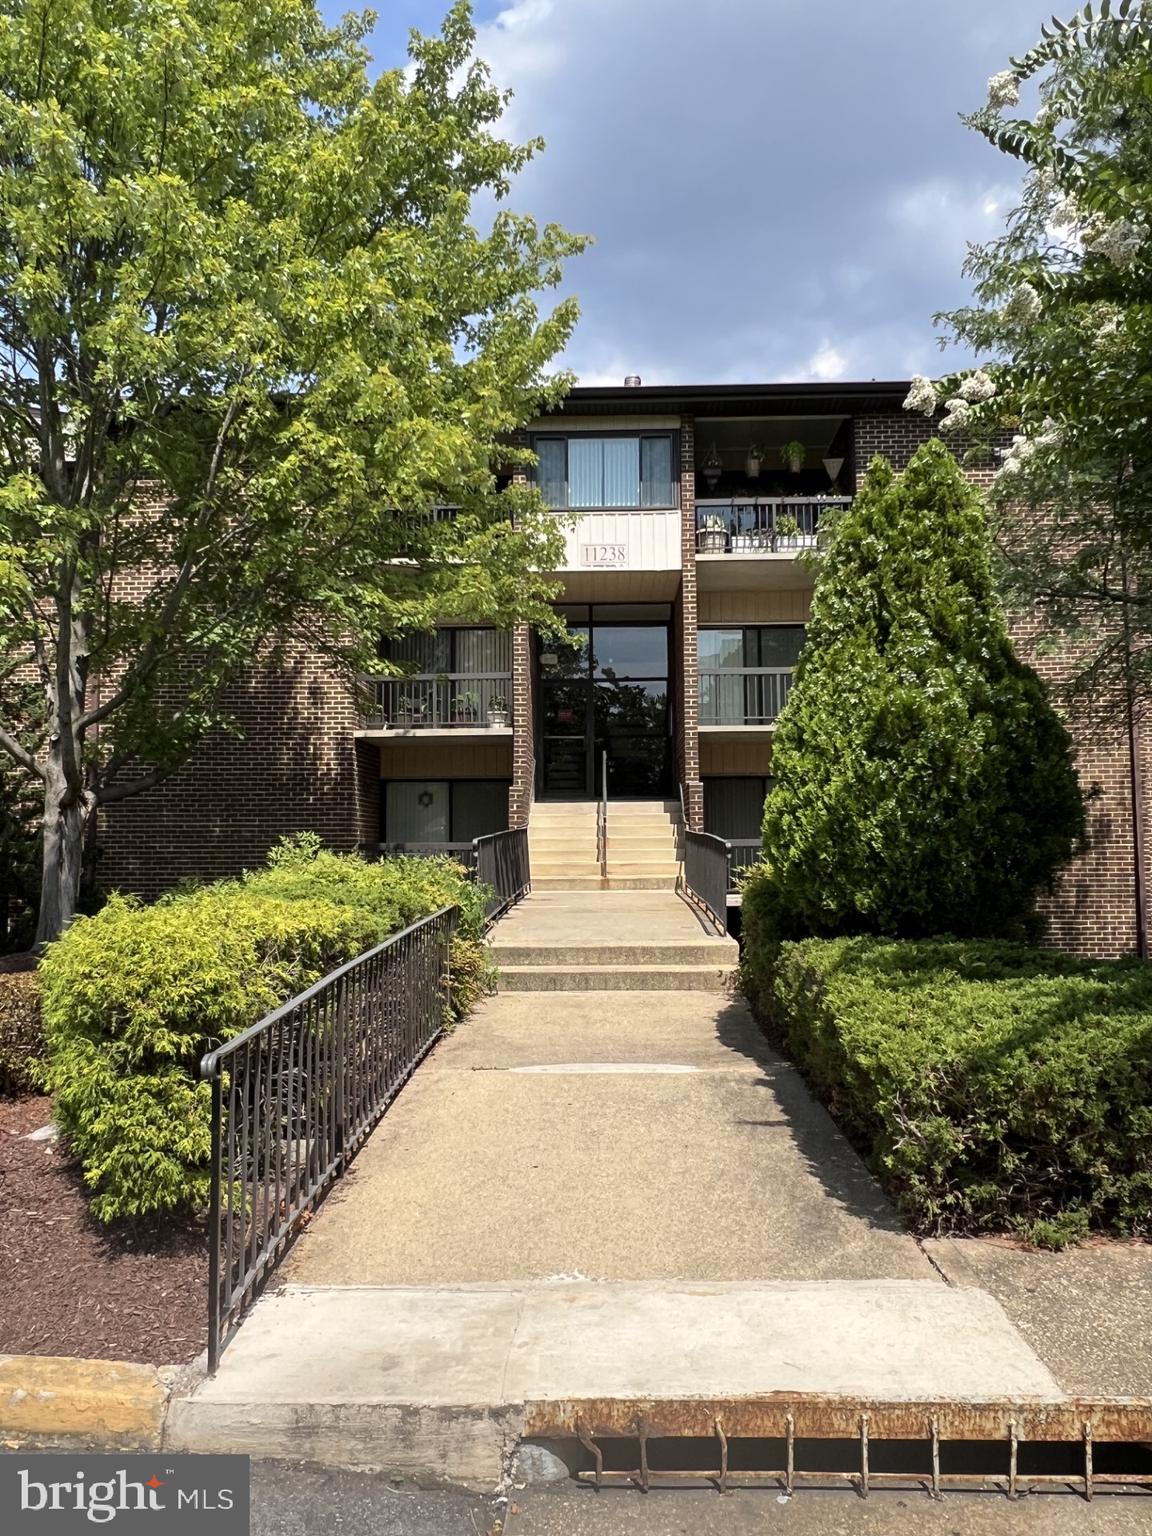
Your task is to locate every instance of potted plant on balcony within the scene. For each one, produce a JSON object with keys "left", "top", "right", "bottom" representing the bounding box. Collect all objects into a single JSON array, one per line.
[
  {"left": 780, "top": 440, "right": 806, "bottom": 474},
  {"left": 698, "top": 514, "right": 728, "bottom": 554},
  {"left": 487, "top": 695, "right": 509, "bottom": 729},
  {"left": 774, "top": 510, "right": 801, "bottom": 547},
  {"left": 745, "top": 442, "right": 766, "bottom": 479},
  {"left": 455, "top": 689, "right": 481, "bottom": 725},
  {"left": 701, "top": 442, "right": 723, "bottom": 492}
]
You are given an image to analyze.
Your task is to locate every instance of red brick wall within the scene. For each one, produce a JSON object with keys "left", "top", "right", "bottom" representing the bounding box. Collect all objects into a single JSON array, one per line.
[
  {"left": 98, "top": 652, "right": 361, "bottom": 899},
  {"left": 853, "top": 410, "right": 1150, "bottom": 957}
]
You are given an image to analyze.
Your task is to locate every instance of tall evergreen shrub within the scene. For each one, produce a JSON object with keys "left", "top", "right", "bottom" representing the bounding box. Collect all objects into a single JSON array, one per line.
[{"left": 762, "top": 442, "right": 1084, "bottom": 938}]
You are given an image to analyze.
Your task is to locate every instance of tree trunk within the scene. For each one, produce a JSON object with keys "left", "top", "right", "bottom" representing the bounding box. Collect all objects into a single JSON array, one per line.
[{"left": 34, "top": 774, "right": 91, "bottom": 948}]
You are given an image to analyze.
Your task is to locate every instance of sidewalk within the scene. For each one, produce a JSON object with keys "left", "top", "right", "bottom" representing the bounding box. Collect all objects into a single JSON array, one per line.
[{"left": 282, "top": 989, "right": 930, "bottom": 1285}]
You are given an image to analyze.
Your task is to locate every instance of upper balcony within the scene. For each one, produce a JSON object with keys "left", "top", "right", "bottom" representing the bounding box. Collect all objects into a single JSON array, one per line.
[{"left": 695, "top": 496, "right": 850, "bottom": 592}]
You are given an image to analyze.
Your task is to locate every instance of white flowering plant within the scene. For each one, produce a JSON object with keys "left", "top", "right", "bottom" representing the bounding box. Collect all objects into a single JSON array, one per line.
[{"left": 932, "top": 0, "right": 1152, "bottom": 717}]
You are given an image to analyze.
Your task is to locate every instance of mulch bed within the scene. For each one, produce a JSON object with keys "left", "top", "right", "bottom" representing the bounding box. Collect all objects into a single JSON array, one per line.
[{"left": 0, "top": 1095, "right": 208, "bottom": 1363}]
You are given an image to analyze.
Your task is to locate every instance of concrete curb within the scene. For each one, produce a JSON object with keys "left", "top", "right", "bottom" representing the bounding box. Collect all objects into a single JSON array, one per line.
[{"left": 0, "top": 1354, "right": 203, "bottom": 1452}]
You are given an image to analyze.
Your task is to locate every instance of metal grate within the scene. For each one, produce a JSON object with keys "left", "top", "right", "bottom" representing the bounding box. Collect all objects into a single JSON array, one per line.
[{"left": 524, "top": 1396, "right": 1152, "bottom": 1501}]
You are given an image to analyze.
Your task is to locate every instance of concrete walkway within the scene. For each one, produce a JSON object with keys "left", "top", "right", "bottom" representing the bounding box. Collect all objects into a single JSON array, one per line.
[
  {"left": 283, "top": 990, "right": 929, "bottom": 1285},
  {"left": 170, "top": 892, "right": 1076, "bottom": 1481}
]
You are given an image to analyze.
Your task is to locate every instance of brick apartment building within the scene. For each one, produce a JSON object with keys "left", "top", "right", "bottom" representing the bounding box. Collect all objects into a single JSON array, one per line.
[{"left": 100, "top": 379, "right": 1150, "bottom": 958}]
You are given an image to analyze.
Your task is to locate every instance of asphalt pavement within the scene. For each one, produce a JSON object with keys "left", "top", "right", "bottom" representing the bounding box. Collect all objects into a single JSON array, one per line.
[{"left": 249, "top": 1461, "right": 1152, "bottom": 1535}]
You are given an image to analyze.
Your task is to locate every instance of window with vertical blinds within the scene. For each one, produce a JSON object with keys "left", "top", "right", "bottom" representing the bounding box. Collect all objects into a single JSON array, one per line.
[{"left": 532, "top": 434, "right": 677, "bottom": 509}]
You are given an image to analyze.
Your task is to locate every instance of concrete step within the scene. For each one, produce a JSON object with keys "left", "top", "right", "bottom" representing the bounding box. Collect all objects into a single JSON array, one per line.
[
  {"left": 166, "top": 1282, "right": 1063, "bottom": 1482},
  {"left": 532, "top": 865, "right": 603, "bottom": 878},
  {"left": 492, "top": 943, "right": 737, "bottom": 966},
  {"left": 531, "top": 876, "right": 606, "bottom": 890},
  {"left": 604, "top": 876, "right": 679, "bottom": 890},
  {"left": 498, "top": 964, "right": 733, "bottom": 992},
  {"left": 606, "top": 863, "right": 681, "bottom": 877}
]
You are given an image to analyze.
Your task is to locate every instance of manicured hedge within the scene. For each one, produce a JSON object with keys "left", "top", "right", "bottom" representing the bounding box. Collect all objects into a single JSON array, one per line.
[
  {"left": 0, "top": 970, "right": 42, "bottom": 1095},
  {"left": 741, "top": 869, "right": 1152, "bottom": 1246},
  {"left": 39, "top": 837, "right": 491, "bottom": 1221}
]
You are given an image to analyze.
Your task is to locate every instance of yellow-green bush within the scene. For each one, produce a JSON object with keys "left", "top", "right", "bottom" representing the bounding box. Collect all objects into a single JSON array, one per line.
[{"left": 40, "top": 839, "right": 489, "bottom": 1221}]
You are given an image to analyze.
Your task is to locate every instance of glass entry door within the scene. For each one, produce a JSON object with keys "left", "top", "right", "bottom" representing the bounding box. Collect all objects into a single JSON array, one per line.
[{"left": 538, "top": 608, "right": 673, "bottom": 798}]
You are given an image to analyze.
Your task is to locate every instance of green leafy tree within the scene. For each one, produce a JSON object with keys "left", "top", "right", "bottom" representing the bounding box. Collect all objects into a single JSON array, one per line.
[
  {"left": 762, "top": 443, "right": 1085, "bottom": 939},
  {"left": 0, "top": 0, "right": 587, "bottom": 943},
  {"left": 917, "top": 2, "right": 1152, "bottom": 722}
]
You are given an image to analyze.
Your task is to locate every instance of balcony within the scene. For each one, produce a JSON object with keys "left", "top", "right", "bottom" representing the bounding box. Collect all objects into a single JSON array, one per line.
[
  {"left": 696, "top": 497, "right": 850, "bottom": 555},
  {"left": 359, "top": 673, "right": 513, "bottom": 736},
  {"left": 699, "top": 667, "right": 792, "bottom": 733}
]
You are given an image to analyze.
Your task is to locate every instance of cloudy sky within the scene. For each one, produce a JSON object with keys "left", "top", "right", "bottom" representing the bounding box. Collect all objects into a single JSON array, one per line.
[{"left": 324, "top": 0, "right": 1049, "bottom": 386}]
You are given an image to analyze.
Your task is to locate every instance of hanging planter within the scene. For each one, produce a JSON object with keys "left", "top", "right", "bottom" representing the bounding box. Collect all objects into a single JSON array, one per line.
[
  {"left": 780, "top": 440, "right": 806, "bottom": 474},
  {"left": 745, "top": 443, "right": 766, "bottom": 480},
  {"left": 701, "top": 443, "right": 723, "bottom": 491}
]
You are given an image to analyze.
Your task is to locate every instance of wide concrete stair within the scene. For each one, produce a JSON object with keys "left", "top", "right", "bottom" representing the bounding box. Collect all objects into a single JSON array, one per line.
[
  {"left": 529, "top": 798, "right": 683, "bottom": 891},
  {"left": 492, "top": 889, "right": 737, "bottom": 993}
]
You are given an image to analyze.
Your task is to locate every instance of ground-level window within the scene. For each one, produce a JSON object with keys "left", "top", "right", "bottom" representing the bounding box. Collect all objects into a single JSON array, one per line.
[{"left": 381, "top": 780, "right": 510, "bottom": 847}]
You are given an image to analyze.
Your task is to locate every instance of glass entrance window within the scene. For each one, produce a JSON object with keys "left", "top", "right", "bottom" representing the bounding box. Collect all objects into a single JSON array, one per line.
[{"left": 538, "top": 607, "right": 673, "bottom": 798}]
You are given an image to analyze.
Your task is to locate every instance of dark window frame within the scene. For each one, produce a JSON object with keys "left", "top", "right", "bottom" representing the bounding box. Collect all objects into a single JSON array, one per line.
[
  {"left": 530, "top": 430, "right": 681, "bottom": 511},
  {"left": 379, "top": 777, "right": 512, "bottom": 844}
]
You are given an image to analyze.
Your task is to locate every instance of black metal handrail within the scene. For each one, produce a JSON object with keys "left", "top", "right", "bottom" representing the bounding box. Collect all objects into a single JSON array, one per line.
[
  {"left": 362, "top": 673, "right": 512, "bottom": 729},
  {"left": 700, "top": 667, "right": 793, "bottom": 726},
  {"left": 364, "top": 841, "right": 478, "bottom": 870},
  {"left": 696, "top": 496, "right": 850, "bottom": 554},
  {"left": 200, "top": 906, "right": 457, "bottom": 1371},
  {"left": 597, "top": 748, "right": 608, "bottom": 879},
  {"left": 679, "top": 830, "right": 731, "bottom": 933},
  {"left": 726, "top": 839, "right": 762, "bottom": 890},
  {"left": 473, "top": 826, "right": 531, "bottom": 921}
]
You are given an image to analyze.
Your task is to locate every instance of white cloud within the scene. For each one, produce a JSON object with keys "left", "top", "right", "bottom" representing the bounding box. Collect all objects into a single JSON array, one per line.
[{"left": 460, "top": 0, "right": 1040, "bottom": 383}]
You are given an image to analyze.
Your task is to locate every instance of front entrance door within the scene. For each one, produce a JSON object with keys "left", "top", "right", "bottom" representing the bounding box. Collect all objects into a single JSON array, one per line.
[{"left": 538, "top": 610, "right": 672, "bottom": 798}]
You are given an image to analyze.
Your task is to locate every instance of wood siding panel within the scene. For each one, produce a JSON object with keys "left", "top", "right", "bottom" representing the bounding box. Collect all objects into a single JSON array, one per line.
[{"left": 699, "top": 589, "right": 812, "bottom": 624}]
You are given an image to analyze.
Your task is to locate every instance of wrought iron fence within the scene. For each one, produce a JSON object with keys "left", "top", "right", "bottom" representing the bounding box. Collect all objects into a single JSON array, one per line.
[
  {"left": 473, "top": 826, "right": 531, "bottom": 921},
  {"left": 700, "top": 667, "right": 793, "bottom": 725},
  {"left": 200, "top": 906, "right": 457, "bottom": 1372},
  {"left": 696, "top": 496, "right": 850, "bottom": 554},
  {"left": 362, "top": 673, "right": 512, "bottom": 729},
  {"left": 680, "top": 830, "right": 731, "bottom": 933}
]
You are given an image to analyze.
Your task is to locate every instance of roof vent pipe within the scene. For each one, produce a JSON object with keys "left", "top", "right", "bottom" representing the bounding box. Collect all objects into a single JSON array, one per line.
[{"left": 623, "top": 375, "right": 642, "bottom": 388}]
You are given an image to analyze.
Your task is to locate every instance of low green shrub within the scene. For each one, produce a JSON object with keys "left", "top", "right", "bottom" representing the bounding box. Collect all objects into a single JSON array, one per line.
[
  {"left": 40, "top": 838, "right": 490, "bottom": 1221},
  {"left": 0, "top": 970, "right": 43, "bottom": 1094},
  {"left": 748, "top": 920, "right": 1152, "bottom": 1244}
]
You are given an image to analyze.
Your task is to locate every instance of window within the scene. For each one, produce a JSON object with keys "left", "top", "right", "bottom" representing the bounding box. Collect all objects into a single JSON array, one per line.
[
  {"left": 698, "top": 626, "right": 805, "bottom": 725},
  {"left": 532, "top": 434, "right": 677, "bottom": 510},
  {"left": 382, "top": 780, "right": 510, "bottom": 846},
  {"left": 380, "top": 628, "right": 511, "bottom": 674}
]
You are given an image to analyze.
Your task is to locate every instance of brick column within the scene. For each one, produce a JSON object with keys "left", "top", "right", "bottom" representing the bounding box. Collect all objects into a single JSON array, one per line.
[
  {"left": 678, "top": 415, "right": 702, "bottom": 829},
  {"left": 509, "top": 623, "right": 535, "bottom": 827}
]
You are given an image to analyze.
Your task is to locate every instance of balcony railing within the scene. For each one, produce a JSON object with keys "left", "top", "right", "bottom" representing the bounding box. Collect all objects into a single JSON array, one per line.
[
  {"left": 699, "top": 667, "right": 792, "bottom": 726},
  {"left": 362, "top": 673, "right": 512, "bottom": 730},
  {"left": 696, "top": 496, "right": 850, "bottom": 554},
  {"left": 364, "top": 842, "right": 479, "bottom": 870}
]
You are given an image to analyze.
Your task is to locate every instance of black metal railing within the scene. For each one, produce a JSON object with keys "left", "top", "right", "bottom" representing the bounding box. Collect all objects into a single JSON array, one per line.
[
  {"left": 699, "top": 667, "right": 793, "bottom": 726},
  {"left": 362, "top": 673, "right": 512, "bottom": 729},
  {"left": 696, "top": 496, "right": 850, "bottom": 554},
  {"left": 726, "top": 839, "right": 761, "bottom": 889},
  {"left": 473, "top": 826, "right": 530, "bottom": 921},
  {"left": 200, "top": 907, "right": 457, "bottom": 1371},
  {"left": 364, "top": 841, "right": 478, "bottom": 870},
  {"left": 679, "top": 830, "right": 731, "bottom": 933}
]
